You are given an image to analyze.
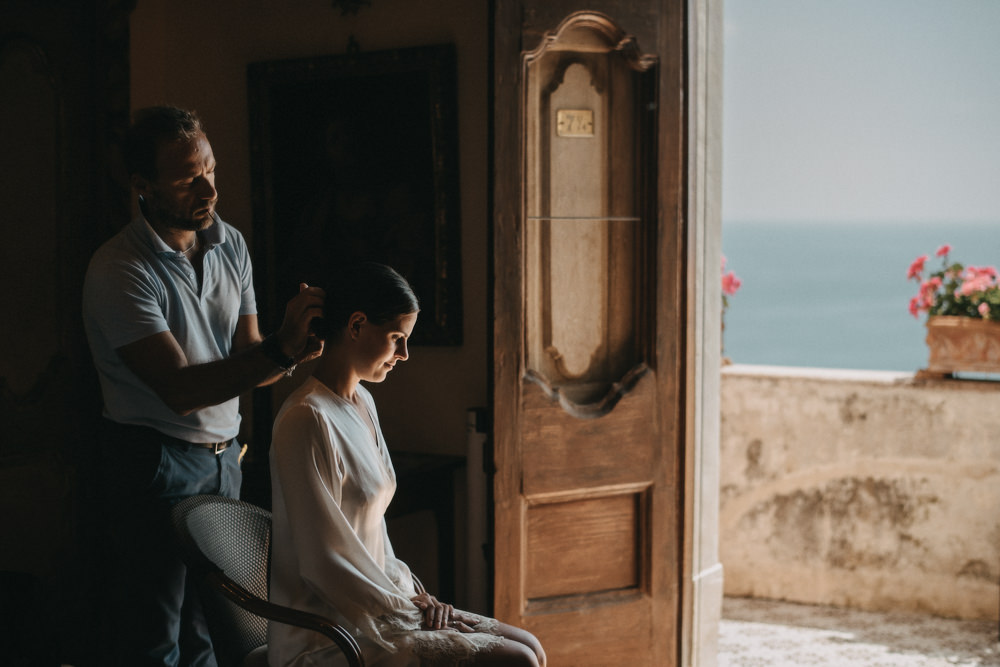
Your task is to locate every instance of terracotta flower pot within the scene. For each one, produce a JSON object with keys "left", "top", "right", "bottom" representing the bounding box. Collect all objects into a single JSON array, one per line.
[{"left": 923, "top": 315, "right": 1000, "bottom": 376}]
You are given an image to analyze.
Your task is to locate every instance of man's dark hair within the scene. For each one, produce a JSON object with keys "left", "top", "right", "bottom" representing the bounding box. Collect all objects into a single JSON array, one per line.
[
  {"left": 125, "top": 106, "right": 204, "bottom": 181},
  {"left": 313, "top": 262, "right": 420, "bottom": 340}
]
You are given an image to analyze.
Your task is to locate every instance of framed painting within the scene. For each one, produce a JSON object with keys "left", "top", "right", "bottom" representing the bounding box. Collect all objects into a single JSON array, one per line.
[{"left": 248, "top": 43, "right": 462, "bottom": 346}]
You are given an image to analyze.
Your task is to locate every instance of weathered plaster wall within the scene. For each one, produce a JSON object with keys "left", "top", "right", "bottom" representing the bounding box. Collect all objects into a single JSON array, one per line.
[{"left": 720, "top": 364, "right": 1000, "bottom": 620}]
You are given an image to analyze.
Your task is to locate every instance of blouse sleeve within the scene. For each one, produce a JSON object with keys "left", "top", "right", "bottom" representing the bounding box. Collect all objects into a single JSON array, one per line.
[
  {"left": 271, "top": 402, "right": 423, "bottom": 650},
  {"left": 381, "top": 519, "right": 418, "bottom": 594}
]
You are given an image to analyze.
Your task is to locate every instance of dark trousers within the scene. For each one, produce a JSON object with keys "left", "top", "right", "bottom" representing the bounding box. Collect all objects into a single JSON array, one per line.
[{"left": 98, "top": 420, "right": 242, "bottom": 667}]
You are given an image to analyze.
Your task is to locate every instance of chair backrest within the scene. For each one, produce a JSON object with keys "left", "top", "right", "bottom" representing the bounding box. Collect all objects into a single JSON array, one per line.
[{"left": 171, "top": 495, "right": 272, "bottom": 666}]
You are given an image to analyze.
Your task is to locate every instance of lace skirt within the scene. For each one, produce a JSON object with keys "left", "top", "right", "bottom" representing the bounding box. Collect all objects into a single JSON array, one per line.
[{"left": 290, "top": 612, "right": 506, "bottom": 667}]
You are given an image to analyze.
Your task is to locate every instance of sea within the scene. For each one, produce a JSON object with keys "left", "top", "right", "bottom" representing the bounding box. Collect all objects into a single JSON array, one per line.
[{"left": 720, "top": 220, "right": 1000, "bottom": 373}]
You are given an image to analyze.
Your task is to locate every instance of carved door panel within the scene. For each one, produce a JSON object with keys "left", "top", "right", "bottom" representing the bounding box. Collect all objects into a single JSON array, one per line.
[{"left": 493, "top": 3, "right": 686, "bottom": 665}]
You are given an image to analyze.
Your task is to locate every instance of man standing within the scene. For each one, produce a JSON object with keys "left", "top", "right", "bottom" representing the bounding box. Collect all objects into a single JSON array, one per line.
[{"left": 82, "top": 106, "right": 320, "bottom": 666}]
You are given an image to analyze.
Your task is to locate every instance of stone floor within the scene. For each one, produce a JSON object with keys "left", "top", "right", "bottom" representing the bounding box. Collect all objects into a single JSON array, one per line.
[{"left": 719, "top": 597, "right": 1000, "bottom": 666}]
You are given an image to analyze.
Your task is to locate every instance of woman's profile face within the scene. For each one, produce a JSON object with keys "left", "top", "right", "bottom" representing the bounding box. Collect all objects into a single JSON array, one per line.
[{"left": 355, "top": 311, "right": 418, "bottom": 383}]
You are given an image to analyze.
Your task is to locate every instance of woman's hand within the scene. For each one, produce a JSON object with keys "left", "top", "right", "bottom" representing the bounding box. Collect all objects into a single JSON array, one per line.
[
  {"left": 411, "top": 593, "right": 476, "bottom": 631},
  {"left": 449, "top": 611, "right": 479, "bottom": 633}
]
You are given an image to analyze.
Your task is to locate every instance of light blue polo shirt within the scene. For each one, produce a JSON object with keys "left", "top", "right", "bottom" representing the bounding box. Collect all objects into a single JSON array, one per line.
[{"left": 82, "top": 213, "right": 257, "bottom": 442}]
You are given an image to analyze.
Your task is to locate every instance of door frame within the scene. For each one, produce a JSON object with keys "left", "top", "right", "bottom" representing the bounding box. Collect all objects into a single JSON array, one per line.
[{"left": 679, "top": 0, "right": 726, "bottom": 663}]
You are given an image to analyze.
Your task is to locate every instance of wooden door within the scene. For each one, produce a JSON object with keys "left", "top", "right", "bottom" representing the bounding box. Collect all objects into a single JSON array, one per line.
[{"left": 492, "top": 3, "right": 686, "bottom": 665}]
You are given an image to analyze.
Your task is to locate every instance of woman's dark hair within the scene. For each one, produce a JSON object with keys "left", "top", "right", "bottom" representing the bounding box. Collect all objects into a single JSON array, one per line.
[
  {"left": 126, "top": 106, "right": 204, "bottom": 181},
  {"left": 313, "top": 262, "right": 419, "bottom": 340}
]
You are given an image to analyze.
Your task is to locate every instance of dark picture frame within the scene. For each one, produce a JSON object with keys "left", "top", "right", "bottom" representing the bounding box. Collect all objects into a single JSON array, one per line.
[{"left": 247, "top": 43, "right": 462, "bottom": 347}]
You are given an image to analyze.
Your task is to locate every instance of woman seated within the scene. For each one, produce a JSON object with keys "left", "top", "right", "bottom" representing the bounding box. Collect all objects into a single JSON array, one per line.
[{"left": 268, "top": 263, "right": 546, "bottom": 667}]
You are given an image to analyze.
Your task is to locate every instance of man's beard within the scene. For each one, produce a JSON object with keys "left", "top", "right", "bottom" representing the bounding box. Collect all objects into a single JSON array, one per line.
[{"left": 142, "top": 194, "right": 215, "bottom": 231}]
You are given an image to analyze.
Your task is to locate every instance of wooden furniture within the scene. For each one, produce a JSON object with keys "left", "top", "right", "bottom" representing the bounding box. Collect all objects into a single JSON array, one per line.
[{"left": 387, "top": 452, "right": 465, "bottom": 603}]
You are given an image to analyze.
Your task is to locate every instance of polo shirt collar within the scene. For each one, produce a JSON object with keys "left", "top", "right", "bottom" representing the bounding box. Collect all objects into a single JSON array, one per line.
[{"left": 134, "top": 212, "right": 227, "bottom": 255}]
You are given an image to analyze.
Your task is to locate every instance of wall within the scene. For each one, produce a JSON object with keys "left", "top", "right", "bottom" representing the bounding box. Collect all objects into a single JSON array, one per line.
[
  {"left": 130, "top": 0, "right": 489, "bottom": 456},
  {"left": 720, "top": 364, "right": 1000, "bottom": 620}
]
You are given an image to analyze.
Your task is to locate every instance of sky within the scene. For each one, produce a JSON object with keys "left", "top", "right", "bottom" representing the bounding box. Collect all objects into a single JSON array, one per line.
[{"left": 722, "top": 0, "right": 1000, "bottom": 224}]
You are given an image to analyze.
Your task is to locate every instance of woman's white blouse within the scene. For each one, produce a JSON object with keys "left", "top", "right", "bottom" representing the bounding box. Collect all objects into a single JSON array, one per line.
[{"left": 268, "top": 378, "right": 501, "bottom": 667}]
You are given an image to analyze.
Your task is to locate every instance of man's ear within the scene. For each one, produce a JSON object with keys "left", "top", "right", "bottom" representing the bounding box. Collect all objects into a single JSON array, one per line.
[{"left": 131, "top": 173, "right": 152, "bottom": 199}]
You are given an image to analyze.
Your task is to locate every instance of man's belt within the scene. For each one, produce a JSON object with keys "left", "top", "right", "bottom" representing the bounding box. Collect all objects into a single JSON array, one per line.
[
  {"left": 165, "top": 436, "right": 233, "bottom": 455},
  {"left": 190, "top": 439, "right": 233, "bottom": 455}
]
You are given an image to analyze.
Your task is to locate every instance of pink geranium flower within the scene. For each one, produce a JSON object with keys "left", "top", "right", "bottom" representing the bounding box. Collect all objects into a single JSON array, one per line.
[
  {"left": 907, "top": 244, "right": 1000, "bottom": 322},
  {"left": 722, "top": 271, "right": 742, "bottom": 296},
  {"left": 957, "top": 273, "right": 994, "bottom": 297},
  {"left": 721, "top": 256, "right": 742, "bottom": 356},
  {"left": 907, "top": 255, "right": 928, "bottom": 281},
  {"left": 966, "top": 265, "right": 998, "bottom": 280},
  {"left": 921, "top": 276, "right": 942, "bottom": 294}
]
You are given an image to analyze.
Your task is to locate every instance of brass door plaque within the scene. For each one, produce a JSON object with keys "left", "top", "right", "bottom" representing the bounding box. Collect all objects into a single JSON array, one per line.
[{"left": 556, "top": 109, "right": 594, "bottom": 137}]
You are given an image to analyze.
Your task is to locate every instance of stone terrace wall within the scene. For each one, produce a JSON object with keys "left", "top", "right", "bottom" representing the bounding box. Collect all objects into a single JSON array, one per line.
[{"left": 720, "top": 364, "right": 1000, "bottom": 620}]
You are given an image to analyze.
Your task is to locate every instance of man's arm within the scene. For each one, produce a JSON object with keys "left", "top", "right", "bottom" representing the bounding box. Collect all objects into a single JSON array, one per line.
[{"left": 117, "top": 284, "right": 323, "bottom": 416}]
